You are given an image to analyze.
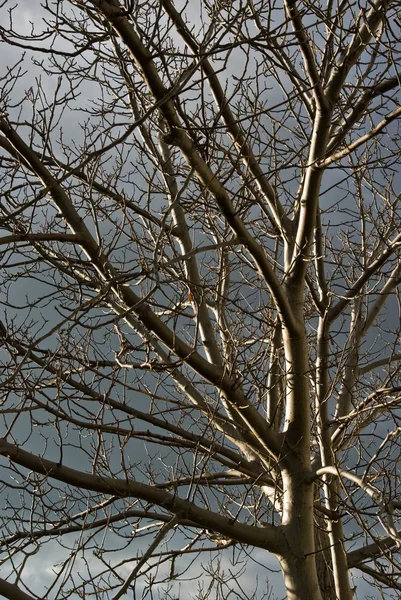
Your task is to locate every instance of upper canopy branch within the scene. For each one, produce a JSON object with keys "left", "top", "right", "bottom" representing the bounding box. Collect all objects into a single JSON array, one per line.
[
  {"left": 321, "top": 105, "right": 401, "bottom": 167},
  {"left": 325, "top": 0, "right": 390, "bottom": 104},
  {"left": 160, "top": 0, "right": 291, "bottom": 236},
  {"left": 328, "top": 233, "right": 401, "bottom": 324},
  {"left": 283, "top": 0, "right": 328, "bottom": 112},
  {"left": 87, "top": 0, "right": 300, "bottom": 336},
  {"left": 325, "top": 76, "right": 400, "bottom": 158}
]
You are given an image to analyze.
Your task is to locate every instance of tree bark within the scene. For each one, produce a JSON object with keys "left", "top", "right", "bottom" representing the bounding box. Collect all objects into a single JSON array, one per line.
[
  {"left": 279, "top": 554, "right": 324, "bottom": 600},
  {"left": 279, "top": 471, "right": 324, "bottom": 600},
  {"left": 314, "top": 512, "right": 336, "bottom": 599}
]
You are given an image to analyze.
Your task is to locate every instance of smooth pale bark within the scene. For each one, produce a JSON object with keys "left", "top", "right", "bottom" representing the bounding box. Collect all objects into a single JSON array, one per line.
[
  {"left": 275, "top": 276, "right": 322, "bottom": 598},
  {"left": 279, "top": 474, "right": 323, "bottom": 600},
  {"left": 279, "top": 555, "right": 324, "bottom": 600}
]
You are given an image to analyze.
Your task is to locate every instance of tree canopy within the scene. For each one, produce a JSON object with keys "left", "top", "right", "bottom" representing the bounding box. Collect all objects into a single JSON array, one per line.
[{"left": 0, "top": 1, "right": 401, "bottom": 599}]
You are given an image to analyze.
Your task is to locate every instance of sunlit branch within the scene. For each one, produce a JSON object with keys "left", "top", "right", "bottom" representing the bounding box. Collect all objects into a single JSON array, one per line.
[
  {"left": 316, "top": 466, "right": 401, "bottom": 545},
  {"left": 160, "top": 0, "right": 291, "bottom": 235},
  {"left": 0, "top": 437, "right": 284, "bottom": 553},
  {"left": 353, "top": 562, "right": 401, "bottom": 590},
  {"left": 283, "top": 0, "right": 327, "bottom": 111},
  {"left": 326, "top": 76, "right": 400, "bottom": 157},
  {"left": 322, "top": 106, "right": 401, "bottom": 167},
  {"left": 158, "top": 134, "right": 224, "bottom": 368},
  {"left": 111, "top": 515, "right": 180, "bottom": 600},
  {"left": 328, "top": 233, "right": 401, "bottom": 324},
  {"left": 90, "top": 0, "right": 299, "bottom": 335},
  {"left": 325, "top": 0, "right": 389, "bottom": 102},
  {"left": 347, "top": 536, "right": 399, "bottom": 567},
  {"left": 357, "top": 353, "right": 401, "bottom": 376}
]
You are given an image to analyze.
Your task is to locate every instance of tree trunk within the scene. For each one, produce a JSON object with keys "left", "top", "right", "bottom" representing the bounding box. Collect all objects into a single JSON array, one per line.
[
  {"left": 279, "top": 470, "right": 324, "bottom": 600},
  {"left": 279, "top": 554, "right": 324, "bottom": 600},
  {"left": 314, "top": 512, "right": 336, "bottom": 599}
]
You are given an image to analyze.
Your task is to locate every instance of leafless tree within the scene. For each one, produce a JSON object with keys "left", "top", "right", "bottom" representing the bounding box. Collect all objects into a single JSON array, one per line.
[{"left": 0, "top": 0, "right": 400, "bottom": 598}]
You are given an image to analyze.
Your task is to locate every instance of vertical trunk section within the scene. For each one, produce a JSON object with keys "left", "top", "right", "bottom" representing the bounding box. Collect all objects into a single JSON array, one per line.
[
  {"left": 279, "top": 472, "right": 324, "bottom": 600},
  {"left": 279, "top": 554, "right": 324, "bottom": 600},
  {"left": 314, "top": 510, "right": 336, "bottom": 599},
  {"left": 279, "top": 286, "right": 326, "bottom": 600}
]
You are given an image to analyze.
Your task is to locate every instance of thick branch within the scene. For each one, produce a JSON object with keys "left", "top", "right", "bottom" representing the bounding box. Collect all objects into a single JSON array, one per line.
[
  {"left": 347, "top": 536, "right": 399, "bottom": 567},
  {"left": 325, "top": 76, "right": 400, "bottom": 158},
  {"left": 357, "top": 353, "right": 401, "bottom": 376},
  {"left": 331, "top": 387, "right": 401, "bottom": 451},
  {"left": 0, "top": 580, "right": 36, "bottom": 600},
  {"left": 354, "top": 563, "right": 401, "bottom": 591},
  {"left": 288, "top": 115, "right": 330, "bottom": 283},
  {"left": 0, "top": 438, "right": 283, "bottom": 553},
  {"left": 0, "top": 233, "right": 83, "bottom": 246}
]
